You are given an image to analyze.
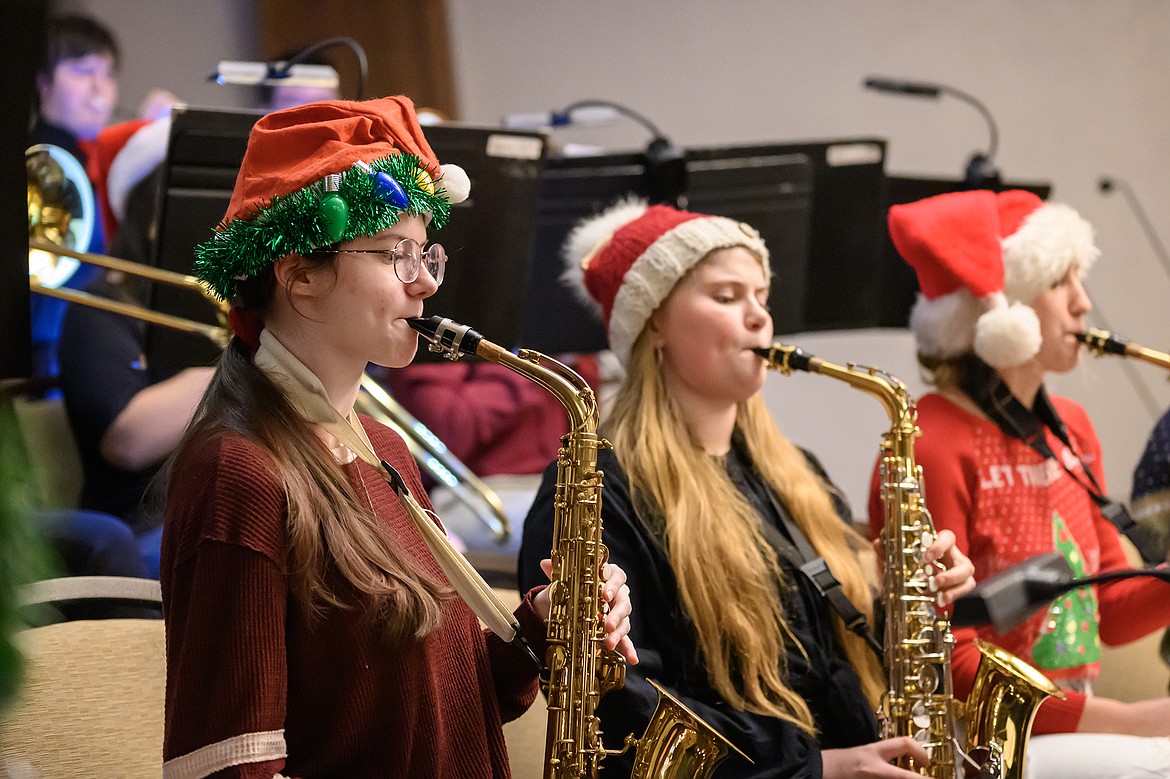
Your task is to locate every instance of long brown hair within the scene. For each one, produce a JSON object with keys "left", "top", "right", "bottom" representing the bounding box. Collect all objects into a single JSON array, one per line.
[
  {"left": 607, "top": 319, "right": 884, "bottom": 734},
  {"left": 917, "top": 351, "right": 972, "bottom": 391},
  {"left": 164, "top": 258, "right": 449, "bottom": 642}
]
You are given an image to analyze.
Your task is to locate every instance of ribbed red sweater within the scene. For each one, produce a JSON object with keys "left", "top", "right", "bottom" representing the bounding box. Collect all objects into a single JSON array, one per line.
[
  {"left": 868, "top": 393, "right": 1170, "bottom": 734},
  {"left": 161, "top": 417, "right": 545, "bottom": 778}
]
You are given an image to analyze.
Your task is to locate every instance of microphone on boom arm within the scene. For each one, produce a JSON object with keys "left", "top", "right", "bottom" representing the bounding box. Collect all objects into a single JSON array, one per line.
[{"left": 864, "top": 76, "right": 1001, "bottom": 190}]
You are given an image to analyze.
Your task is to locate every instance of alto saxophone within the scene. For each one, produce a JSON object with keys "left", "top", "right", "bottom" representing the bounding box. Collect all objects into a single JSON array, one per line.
[
  {"left": 756, "top": 343, "right": 1063, "bottom": 779},
  {"left": 410, "top": 316, "right": 746, "bottom": 779}
]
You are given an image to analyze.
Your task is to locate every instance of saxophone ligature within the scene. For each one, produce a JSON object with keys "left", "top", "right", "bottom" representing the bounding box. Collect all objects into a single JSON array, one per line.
[
  {"left": 1076, "top": 328, "right": 1170, "bottom": 371},
  {"left": 755, "top": 342, "right": 1063, "bottom": 779},
  {"left": 410, "top": 316, "right": 747, "bottom": 779}
]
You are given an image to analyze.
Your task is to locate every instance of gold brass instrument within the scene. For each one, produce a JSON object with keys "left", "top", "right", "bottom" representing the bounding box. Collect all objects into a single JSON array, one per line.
[
  {"left": 26, "top": 144, "right": 510, "bottom": 541},
  {"left": 29, "top": 236, "right": 234, "bottom": 347},
  {"left": 1077, "top": 328, "right": 1170, "bottom": 371},
  {"left": 411, "top": 315, "right": 747, "bottom": 779},
  {"left": 756, "top": 342, "right": 1062, "bottom": 779},
  {"left": 28, "top": 143, "right": 94, "bottom": 287}
]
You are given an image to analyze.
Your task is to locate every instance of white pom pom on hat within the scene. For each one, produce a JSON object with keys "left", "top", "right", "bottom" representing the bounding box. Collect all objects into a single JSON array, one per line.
[
  {"left": 560, "top": 197, "right": 650, "bottom": 318},
  {"left": 560, "top": 197, "right": 770, "bottom": 366},
  {"left": 889, "top": 189, "right": 1096, "bottom": 370},
  {"left": 439, "top": 163, "right": 470, "bottom": 204},
  {"left": 973, "top": 293, "right": 1043, "bottom": 370}
]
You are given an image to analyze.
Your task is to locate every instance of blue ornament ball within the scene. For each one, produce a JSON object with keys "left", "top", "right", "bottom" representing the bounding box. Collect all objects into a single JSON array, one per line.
[{"left": 372, "top": 172, "right": 410, "bottom": 210}]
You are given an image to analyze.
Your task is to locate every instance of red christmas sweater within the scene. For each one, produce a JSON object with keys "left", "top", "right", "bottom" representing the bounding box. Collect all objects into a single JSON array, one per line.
[
  {"left": 161, "top": 417, "right": 545, "bottom": 778},
  {"left": 867, "top": 392, "right": 1170, "bottom": 734}
]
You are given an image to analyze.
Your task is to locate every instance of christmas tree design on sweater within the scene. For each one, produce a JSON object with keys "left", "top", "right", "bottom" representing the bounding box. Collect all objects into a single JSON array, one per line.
[{"left": 1031, "top": 512, "right": 1101, "bottom": 670}]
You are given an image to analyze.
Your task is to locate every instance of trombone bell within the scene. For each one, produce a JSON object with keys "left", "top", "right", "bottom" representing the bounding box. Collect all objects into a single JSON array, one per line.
[{"left": 27, "top": 144, "right": 95, "bottom": 289}]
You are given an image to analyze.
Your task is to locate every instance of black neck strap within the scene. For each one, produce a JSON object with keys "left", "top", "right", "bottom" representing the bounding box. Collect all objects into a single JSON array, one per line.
[
  {"left": 958, "top": 355, "right": 1143, "bottom": 542},
  {"left": 746, "top": 459, "right": 884, "bottom": 659}
]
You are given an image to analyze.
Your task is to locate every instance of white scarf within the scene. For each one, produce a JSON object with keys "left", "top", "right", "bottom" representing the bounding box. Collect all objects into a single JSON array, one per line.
[{"left": 253, "top": 330, "right": 533, "bottom": 654}]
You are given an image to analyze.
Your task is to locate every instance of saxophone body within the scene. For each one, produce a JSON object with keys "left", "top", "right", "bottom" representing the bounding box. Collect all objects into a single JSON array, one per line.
[
  {"left": 410, "top": 316, "right": 745, "bottom": 779},
  {"left": 757, "top": 343, "right": 1062, "bottom": 779}
]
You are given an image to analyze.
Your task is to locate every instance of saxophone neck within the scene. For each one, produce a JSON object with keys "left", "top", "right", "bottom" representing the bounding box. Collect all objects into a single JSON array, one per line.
[
  {"left": 756, "top": 342, "right": 915, "bottom": 430},
  {"left": 409, "top": 315, "right": 600, "bottom": 432},
  {"left": 488, "top": 343, "right": 601, "bottom": 433}
]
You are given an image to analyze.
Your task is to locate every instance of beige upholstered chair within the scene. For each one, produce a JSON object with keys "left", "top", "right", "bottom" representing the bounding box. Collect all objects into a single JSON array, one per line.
[
  {"left": 1093, "top": 539, "right": 1170, "bottom": 700},
  {"left": 11, "top": 396, "right": 83, "bottom": 510},
  {"left": 0, "top": 576, "right": 165, "bottom": 779}
]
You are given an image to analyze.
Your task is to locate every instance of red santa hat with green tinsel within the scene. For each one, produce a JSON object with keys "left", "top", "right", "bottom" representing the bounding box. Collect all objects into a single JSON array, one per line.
[
  {"left": 194, "top": 95, "right": 470, "bottom": 303},
  {"left": 889, "top": 189, "right": 1098, "bottom": 370}
]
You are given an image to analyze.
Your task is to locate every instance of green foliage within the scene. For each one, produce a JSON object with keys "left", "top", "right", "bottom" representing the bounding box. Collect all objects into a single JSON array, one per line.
[{"left": 0, "top": 396, "right": 55, "bottom": 706}]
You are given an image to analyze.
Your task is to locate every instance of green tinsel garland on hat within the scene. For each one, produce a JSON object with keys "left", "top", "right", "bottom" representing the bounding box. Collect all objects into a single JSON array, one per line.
[{"left": 195, "top": 153, "right": 452, "bottom": 301}]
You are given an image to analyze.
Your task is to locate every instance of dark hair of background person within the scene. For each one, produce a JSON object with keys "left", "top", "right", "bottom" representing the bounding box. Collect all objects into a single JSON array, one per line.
[{"left": 38, "top": 14, "right": 121, "bottom": 79}]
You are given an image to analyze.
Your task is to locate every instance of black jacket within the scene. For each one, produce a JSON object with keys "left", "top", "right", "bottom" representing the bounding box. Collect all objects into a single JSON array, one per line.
[{"left": 518, "top": 441, "right": 878, "bottom": 778}]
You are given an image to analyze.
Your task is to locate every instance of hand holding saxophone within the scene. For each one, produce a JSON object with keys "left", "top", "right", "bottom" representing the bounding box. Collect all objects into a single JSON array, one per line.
[
  {"left": 821, "top": 737, "right": 932, "bottom": 779},
  {"left": 532, "top": 558, "right": 639, "bottom": 665},
  {"left": 871, "top": 529, "right": 976, "bottom": 611},
  {"left": 918, "top": 528, "right": 977, "bottom": 607},
  {"left": 873, "top": 528, "right": 976, "bottom": 608}
]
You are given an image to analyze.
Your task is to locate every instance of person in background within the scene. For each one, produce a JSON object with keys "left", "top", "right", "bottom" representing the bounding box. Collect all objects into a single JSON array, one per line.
[
  {"left": 872, "top": 189, "right": 1170, "bottom": 778},
  {"left": 29, "top": 15, "right": 120, "bottom": 379},
  {"left": 30, "top": 14, "right": 177, "bottom": 379},
  {"left": 58, "top": 120, "right": 212, "bottom": 578},
  {"left": 377, "top": 352, "right": 600, "bottom": 576},
  {"left": 519, "top": 199, "right": 976, "bottom": 778},
  {"left": 160, "top": 96, "right": 635, "bottom": 778},
  {"left": 32, "top": 15, "right": 119, "bottom": 163},
  {"left": 1131, "top": 410, "right": 1170, "bottom": 564}
]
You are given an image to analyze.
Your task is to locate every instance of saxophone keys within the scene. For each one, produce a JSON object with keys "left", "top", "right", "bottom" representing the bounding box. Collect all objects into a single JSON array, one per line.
[{"left": 910, "top": 701, "right": 932, "bottom": 730}]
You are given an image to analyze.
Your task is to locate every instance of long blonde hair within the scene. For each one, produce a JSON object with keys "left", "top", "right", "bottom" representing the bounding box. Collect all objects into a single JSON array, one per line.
[
  {"left": 164, "top": 261, "right": 450, "bottom": 643},
  {"left": 607, "top": 329, "right": 884, "bottom": 734}
]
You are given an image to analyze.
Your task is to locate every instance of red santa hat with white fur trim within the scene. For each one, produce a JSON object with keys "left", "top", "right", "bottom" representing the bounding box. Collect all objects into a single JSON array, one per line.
[
  {"left": 562, "top": 198, "right": 770, "bottom": 367},
  {"left": 106, "top": 116, "right": 171, "bottom": 225},
  {"left": 89, "top": 116, "right": 172, "bottom": 244},
  {"left": 889, "top": 189, "right": 1098, "bottom": 370}
]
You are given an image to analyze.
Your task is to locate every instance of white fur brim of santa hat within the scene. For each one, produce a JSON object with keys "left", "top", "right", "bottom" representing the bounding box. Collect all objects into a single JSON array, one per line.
[
  {"left": 909, "top": 201, "right": 1098, "bottom": 369},
  {"left": 562, "top": 197, "right": 770, "bottom": 367},
  {"left": 106, "top": 116, "right": 171, "bottom": 223}
]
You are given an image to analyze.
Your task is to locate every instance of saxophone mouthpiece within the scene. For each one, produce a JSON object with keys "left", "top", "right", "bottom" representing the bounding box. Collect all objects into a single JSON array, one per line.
[
  {"left": 1076, "top": 327, "right": 1129, "bottom": 356},
  {"left": 408, "top": 316, "right": 484, "bottom": 360},
  {"left": 755, "top": 343, "right": 816, "bottom": 373}
]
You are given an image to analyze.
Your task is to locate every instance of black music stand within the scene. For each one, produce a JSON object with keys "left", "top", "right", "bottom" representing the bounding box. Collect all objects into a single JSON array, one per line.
[
  {"left": 518, "top": 138, "right": 891, "bottom": 354},
  {"left": 3, "top": 0, "right": 45, "bottom": 380},
  {"left": 146, "top": 106, "right": 548, "bottom": 374}
]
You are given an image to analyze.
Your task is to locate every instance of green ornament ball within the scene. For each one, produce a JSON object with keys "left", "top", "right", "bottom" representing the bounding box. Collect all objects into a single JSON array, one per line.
[{"left": 319, "top": 194, "right": 349, "bottom": 244}]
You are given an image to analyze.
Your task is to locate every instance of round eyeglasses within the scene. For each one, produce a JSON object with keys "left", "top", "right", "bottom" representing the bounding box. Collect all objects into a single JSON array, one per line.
[{"left": 330, "top": 238, "right": 447, "bottom": 286}]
